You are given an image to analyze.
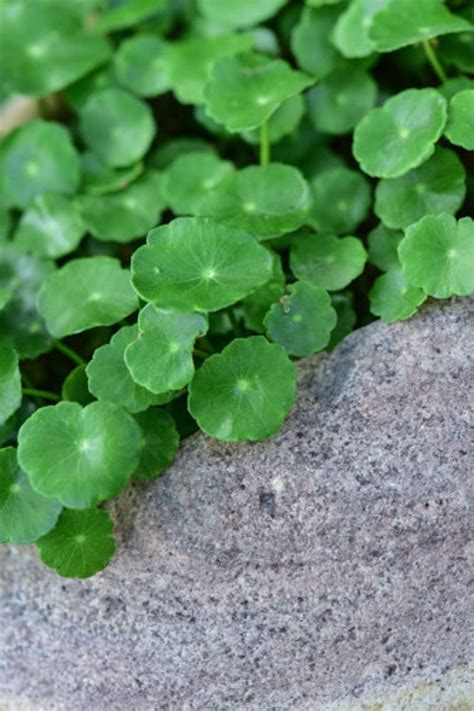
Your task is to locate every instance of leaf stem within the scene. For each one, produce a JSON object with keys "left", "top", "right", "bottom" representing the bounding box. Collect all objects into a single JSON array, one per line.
[
  {"left": 22, "top": 388, "right": 61, "bottom": 402},
  {"left": 422, "top": 39, "right": 447, "bottom": 83},
  {"left": 260, "top": 120, "right": 270, "bottom": 166},
  {"left": 52, "top": 339, "right": 85, "bottom": 366}
]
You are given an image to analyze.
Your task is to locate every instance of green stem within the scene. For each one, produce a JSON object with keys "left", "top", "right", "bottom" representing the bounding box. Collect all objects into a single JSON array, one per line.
[
  {"left": 260, "top": 120, "right": 270, "bottom": 166},
  {"left": 52, "top": 339, "right": 85, "bottom": 366},
  {"left": 227, "top": 309, "right": 243, "bottom": 337},
  {"left": 22, "top": 388, "right": 61, "bottom": 402},
  {"left": 422, "top": 39, "right": 447, "bottom": 83}
]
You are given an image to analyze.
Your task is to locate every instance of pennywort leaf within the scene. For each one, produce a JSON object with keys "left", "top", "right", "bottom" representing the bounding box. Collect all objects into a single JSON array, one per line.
[
  {"left": 290, "top": 233, "right": 367, "bottom": 291},
  {"left": 132, "top": 409, "right": 179, "bottom": 481},
  {"left": 445, "top": 90, "right": 474, "bottom": 151},
  {"left": 0, "top": 348, "right": 22, "bottom": 426},
  {"left": 369, "top": 269, "right": 427, "bottom": 323}
]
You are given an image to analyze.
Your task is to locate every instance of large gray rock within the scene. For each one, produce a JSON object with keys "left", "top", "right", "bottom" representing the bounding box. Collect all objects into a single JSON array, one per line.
[{"left": 1, "top": 298, "right": 473, "bottom": 710}]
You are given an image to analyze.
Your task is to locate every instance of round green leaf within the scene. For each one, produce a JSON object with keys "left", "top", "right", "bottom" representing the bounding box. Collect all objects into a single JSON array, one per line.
[
  {"left": 242, "top": 252, "right": 286, "bottom": 333},
  {"left": 36, "top": 508, "right": 116, "bottom": 579},
  {"left": 18, "top": 401, "right": 141, "bottom": 508},
  {"left": 202, "top": 164, "right": 312, "bottom": 240},
  {"left": 79, "top": 88, "right": 156, "bottom": 168},
  {"left": 368, "top": 223, "right": 403, "bottom": 272},
  {"left": 162, "top": 34, "right": 254, "bottom": 105},
  {"left": 264, "top": 281, "right": 336, "bottom": 356},
  {"left": 132, "top": 409, "right": 179, "bottom": 481},
  {"left": 38, "top": 256, "right": 138, "bottom": 338},
  {"left": 188, "top": 336, "right": 297, "bottom": 441},
  {"left": 353, "top": 88, "right": 447, "bottom": 178},
  {"left": 375, "top": 148, "right": 466, "bottom": 230},
  {"left": 162, "top": 152, "right": 234, "bottom": 216},
  {"left": 308, "top": 168, "right": 371, "bottom": 234},
  {"left": 0, "top": 348, "right": 22, "bottom": 426},
  {"left": 79, "top": 171, "right": 165, "bottom": 243},
  {"left": 0, "top": 447, "right": 62, "bottom": 544},
  {"left": 439, "top": 31, "right": 474, "bottom": 73},
  {"left": 14, "top": 194, "right": 86, "bottom": 258},
  {"left": 0, "top": 247, "right": 55, "bottom": 358},
  {"left": 307, "top": 69, "right": 377, "bottom": 135},
  {"left": 290, "top": 233, "right": 367, "bottom": 291},
  {"left": 0, "top": 120, "right": 80, "bottom": 209},
  {"left": 291, "top": 6, "right": 343, "bottom": 77},
  {"left": 95, "top": 0, "right": 167, "bottom": 32},
  {"left": 114, "top": 34, "right": 170, "bottom": 97},
  {"left": 80, "top": 151, "right": 143, "bottom": 196},
  {"left": 149, "top": 138, "right": 215, "bottom": 170},
  {"left": 0, "top": 0, "right": 111, "bottom": 97},
  {"left": 445, "top": 90, "right": 474, "bottom": 151},
  {"left": 333, "top": 0, "right": 390, "bottom": 58},
  {"left": 204, "top": 54, "right": 314, "bottom": 132},
  {"left": 369, "top": 0, "right": 472, "bottom": 52},
  {"left": 241, "top": 95, "right": 305, "bottom": 145},
  {"left": 61, "top": 364, "right": 94, "bottom": 406},
  {"left": 197, "top": 0, "right": 288, "bottom": 28},
  {"left": 87, "top": 325, "right": 173, "bottom": 411},
  {"left": 399, "top": 214, "right": 474, "bottom": 299},
  {"left": 131, "top": 217, "right": 273, "bottom": 312},
  {"left": 125, "top": 306, "right": 208, "bottom": 394},
  {"left": 369, "top": 269, "right": 427, "bottom": 323},
  {"left": 438, "top": 76, "right": 474, "bottom": 102}
]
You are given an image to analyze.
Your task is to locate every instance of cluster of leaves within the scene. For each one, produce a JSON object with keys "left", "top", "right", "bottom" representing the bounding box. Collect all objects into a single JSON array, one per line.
[{"left": 0, "top": 0, "right": 473, "bottom": 578}]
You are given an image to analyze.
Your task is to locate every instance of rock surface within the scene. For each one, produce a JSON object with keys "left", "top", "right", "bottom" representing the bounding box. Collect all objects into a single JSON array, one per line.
[{"left": 1, "top": 298, "right": 473, "bottom": 711}]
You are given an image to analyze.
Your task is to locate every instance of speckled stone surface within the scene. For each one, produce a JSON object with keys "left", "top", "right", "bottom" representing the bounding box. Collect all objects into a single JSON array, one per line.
[{"left": 1, "top": 298, "right": 473, "bottom": 711}]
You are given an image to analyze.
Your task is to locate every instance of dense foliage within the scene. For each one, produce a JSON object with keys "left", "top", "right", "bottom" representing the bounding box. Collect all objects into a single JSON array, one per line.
[{"left": 0, "top": 0, "right": 473, "bottom": 577}]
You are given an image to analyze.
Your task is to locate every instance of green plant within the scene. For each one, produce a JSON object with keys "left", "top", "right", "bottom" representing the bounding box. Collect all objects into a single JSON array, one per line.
[{"left": 0, "top": 0, "right": 473, "bottom": 577}]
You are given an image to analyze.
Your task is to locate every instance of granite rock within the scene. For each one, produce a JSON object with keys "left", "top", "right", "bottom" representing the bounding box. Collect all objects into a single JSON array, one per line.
[{"left": 1, "top": 298, "right": 473, "bottom": 710}]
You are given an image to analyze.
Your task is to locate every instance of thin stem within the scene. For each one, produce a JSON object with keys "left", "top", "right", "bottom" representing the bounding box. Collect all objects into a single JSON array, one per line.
[
  {"left": 260, "top": 120, "right": 270, "bottom": 166},
  {"left": 422, "top": 39, "right": 448, "bottom": 83},
  {"left": 227, "top": 309, "right": 243, "bottom": 337},
  {"left": 52, "top": 339, "right": 85, "bottom": 366},
  {"left": 22, "top": 388, "right": 61, "bottom": 402},
  {"left": 193, "top": 348, "right": 211, "bottom": 360}
]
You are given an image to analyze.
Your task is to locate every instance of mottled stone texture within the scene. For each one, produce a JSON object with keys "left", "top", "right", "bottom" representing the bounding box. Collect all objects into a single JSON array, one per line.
[{"left": 1, "top": 298, "right": 473, "bottom": 711}]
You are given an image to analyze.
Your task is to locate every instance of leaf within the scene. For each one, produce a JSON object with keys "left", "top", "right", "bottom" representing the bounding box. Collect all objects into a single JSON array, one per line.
[
  {"left": 14, "top": 194, "right": 86, "bottom": 258},
  {"left": 188, "top": 336, "right": 297, "bottom": 441},
  {"left": 291, "top": 6, "right": 343, "bottom": 77},
  {"left": 204, "top": 54, "right": 314, "bottom": 132},
  {"left": 264, "top": 281, "right": 337, "bottom": 356},
  {"left": 369, "top": 269, "right": 427, "bottom": 323},
  {"left": 308, "top": 167, "right": 371, "bottom": 234},
  {"left": 38, "top": 256, "right": 138, "bottom": 338},
  {"left": 307, "top": 69, "right": 377, "bottom": 135},
  {"left": 95, "top": 0, "right": 167, "bottom": 32},
  {"left": 0, "top": 348, "right": 22, "bottom": 426},
  {"left": 132, "top": 409, "right": 179, "bottom": 481},
  {"left": 368, "top": 223, "right": 403, "bottom": 272},
  {"left": 445, "top": 90, "right": 474, "bottom": 151},
  {"left": 79, "top": 88, "right": 156, "bottom": 168},
  {"left": 290, "top": 233, "right": 367, "bottom": 291},
  {"left": 18, "top": 401, "right": 142, "bottom": 508},
  {"left": 162, "top": 152, "right": 234, "bottom": 216},
  {"left": 162, "top": 34, "right": 254, "bottom": 105},
  {"left": 242, "top": 252, "right": 286, "bottom": 332},
  {"left": 0, "top": 246, "right": 55, "bottom": 358},
  {"left": 125, "top": 306, "right": 208, "bottom": 394},
  {"left": 374, "top": 147, "right": 466, "bottom": 230},
  {"left": 241, "top": 94, "right": 305, "bottom": 145},
  {"left": 0, "top": 0, "right": 111, "bottom": 97},
  {"left": 333, "top": 0, "right": 390, "bottom": 58},
  {"left": 87, "top": 325, "right": 174, "bottom": 411},
  {"left": 197, "top": 0, "right": 288, "bottom": 28},
  {"left": 0, "top": 447, "right": 62, "bottom": 544},
  {"left": 80, "top": 152, "right": 143, "bottom": 196},
  {"left": 439, "top": 30, "right": 474, "bottom": 73},
  {"left": 369, "top": 0, "right": 472, "bottom": 52},
  {"left": 328, "top": 291, "right": 357, "bottom": 350},
  {"left": 398, "top": 214, "right": 474, "bottom": 299},
  {"left": 353, "top": 88, "right": 447, "bottom": 178},
  {"left": 131, "top": 217, "right": 273, "bottom": 312},
  {"left": 114, "top": 34, "right": 171, "bottom": 97},
  {"left": 0, "top": 120, "right": 80, "bottom": 209},
  {"left": 202, "top": 164, "right": 312, "bottom": 240},
  {"left": 78, "top": 171, "right": 165, "bottom": 243},
  {"left": 438, "top": 77, "right": 474, "bottom": 102},
  {"left": 61, "top": 364, "right": 94, "bottom": 406},
  {"left": 36, "top": 508, "right": 116, "bottom": 578}
]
